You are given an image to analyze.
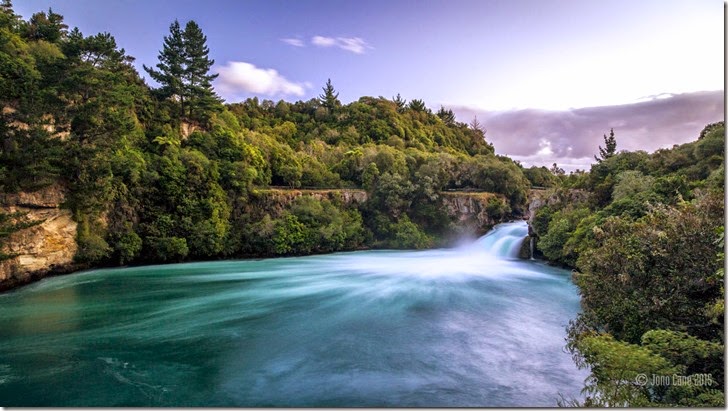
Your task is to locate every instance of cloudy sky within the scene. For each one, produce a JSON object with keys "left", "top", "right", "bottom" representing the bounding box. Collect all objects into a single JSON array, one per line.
[{"left": 16, "top": 0, "right": 724, "bottom": 171}]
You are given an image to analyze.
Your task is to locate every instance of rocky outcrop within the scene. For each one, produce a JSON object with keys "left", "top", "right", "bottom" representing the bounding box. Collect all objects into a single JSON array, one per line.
[
  {"left": 248, "top": 188, "right": 368, "bottom": 218},
  {"left": 0, "top": 185, "right": 79, "bottom": 292},
  {"left": 440, "top": 192, "right": 512, "bottom": 237},
  {"left": 524, "top": 188, "right": 590, "bottom": 258}
]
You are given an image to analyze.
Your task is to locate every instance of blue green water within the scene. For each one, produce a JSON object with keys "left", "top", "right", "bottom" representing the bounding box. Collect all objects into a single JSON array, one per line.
[{"left": 0, "top": 221, "right": 587, "bottom": 406}]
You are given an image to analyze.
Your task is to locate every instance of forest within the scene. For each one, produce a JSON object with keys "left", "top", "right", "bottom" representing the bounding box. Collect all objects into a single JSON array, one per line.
[{"left": 0, "top": 3, "right": 724, "bottom": 407}]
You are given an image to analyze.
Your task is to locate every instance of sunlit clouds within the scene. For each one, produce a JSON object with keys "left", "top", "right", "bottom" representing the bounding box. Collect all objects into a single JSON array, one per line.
[
  {"left": 281, "top": 35, "right": 372, "bottom": 54},
  {"left": 452, "top": 91, "right": 724, "bottom": 172},
  {"left": 216, "top": 61, "right": 311, "bottom": 99}
]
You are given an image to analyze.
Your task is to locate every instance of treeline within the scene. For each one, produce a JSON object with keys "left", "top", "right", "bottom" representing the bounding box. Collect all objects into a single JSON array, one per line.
[
  {"left": 531, "top": 124, "right": 725, "bottom": 406},
  {"left": 0, "top": 3, "right": 527, "bottom": 265}
]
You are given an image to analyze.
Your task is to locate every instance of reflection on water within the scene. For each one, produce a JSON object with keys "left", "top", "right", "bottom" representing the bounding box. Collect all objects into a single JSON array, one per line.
[{"left": 0, "top": 221, "right": 588, "bottom": 406}]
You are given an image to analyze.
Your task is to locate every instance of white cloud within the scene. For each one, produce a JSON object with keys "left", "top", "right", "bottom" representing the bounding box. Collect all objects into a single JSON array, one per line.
[
  {"left": 281, "top": 38, "right": 305, "bottom": 47},
  {"left": 216, "top": 61, "right": 309, "bottom": 99},
  {"left": 311, "top": 36, "right": 370, "bottom": 54},
  {"left": 312, "top": 35, "right": 337, "bottom": 47}
]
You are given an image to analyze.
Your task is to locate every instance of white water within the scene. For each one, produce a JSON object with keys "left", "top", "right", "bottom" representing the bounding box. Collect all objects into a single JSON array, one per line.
[{"left": 0, "top": 221, "right": 587, "bottom": 407}]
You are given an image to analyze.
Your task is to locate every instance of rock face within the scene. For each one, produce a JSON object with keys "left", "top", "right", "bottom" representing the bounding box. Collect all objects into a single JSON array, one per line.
[
  {"left": 0, "top": 185, "right": 78, "bottom": 291},
  {"left": 440, "top": 192, "right": 512, "bottom": 237},
  {"left": 248, "top": 188, "right": 368, "bottom": 218}
]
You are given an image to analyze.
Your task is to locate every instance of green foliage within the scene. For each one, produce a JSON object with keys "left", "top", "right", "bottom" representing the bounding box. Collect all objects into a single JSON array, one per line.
[
  {"left": 389, "top": 214, "right": 433, "bottom": 249},
  {"left": 612, "top": 170, "right": 654, "bottom": 201},
  {"left": 144, "top": 19, "right": 221, "bottom": 124},
  {"left": 147, "top": 236, "right": 189, "bottom": 262},
  {"left": 318, "top": 78, "right": 340, "bottom": 114},
  {"left": 537, "top": 206, "right": 591, "bottom": 266},
  {"left": 574, "top": 193, "right": 724, "bottom": 343},
  {"left": 110, "top": 224, "right": 142, "bottom": 265},
  {"left": 595, "top": 128, "right": 617, "bottom": 162},
  {"left": 74, "top": 214, "right": 111, "bottom": 264},
  {"left": 570, "top": 333, "right": 681, "bottom": 407},
  {"left": 523, "top": 165, "right": 559, "bottom": 187},
  {"left": 641, "top": 329, "right": 723, "bottom": 385}
]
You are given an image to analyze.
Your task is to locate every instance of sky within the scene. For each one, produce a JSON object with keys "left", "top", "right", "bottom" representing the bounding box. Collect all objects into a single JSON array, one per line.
[{"left": 14, "top": 0, "right": 725, "bottom": 171}]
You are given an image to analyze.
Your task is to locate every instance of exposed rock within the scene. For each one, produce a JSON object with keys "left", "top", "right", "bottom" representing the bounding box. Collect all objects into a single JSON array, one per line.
[
  {"left": 248, "top": 188, "right": 368, "bottom": 218},
  {"left": 180, "top": 122, "right": 200, "bottom": 139},
  {"left": 440, "top": 192, "right": 509, "bottom": 237},
  {"left": 0, "top": 185, "right": 79, "bottom": 292},
  {"left": 1, "top": 184, "right": 67, "bottom": 209}
]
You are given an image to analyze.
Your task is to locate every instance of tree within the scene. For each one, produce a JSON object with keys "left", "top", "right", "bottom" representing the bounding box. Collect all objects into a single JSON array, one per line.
[
  {"left": 550, "top": 162, "right": 565, "bottom": 176},
  {"left": 182, "top": 20, "right": 221, "bottom": 122},
  {"left": 595, "top": 128, "right": 617, "bottom": 162},
  {"left": 469, "top": 115, "right": 487, "bottom": 138},
  {"left": 143, "top": 20, "right": 185, "bottom": 106},
  {"left": 144, "top": 20, "right": 221, "bottom": 124},
  {"left": 22, "top": 8, "right": 67, "bottom": 42},
  {"left": 437, "top": 106, "right": 455, "bottom": 125},
  {"left": 393, "top": 93, "right": 406, "bottom": 113},
  {"left": 408, "top": 98, "right": 427, "bottom": 112},
  {"left": 318, "top": 78, "right": 340, "bottom": 113}
]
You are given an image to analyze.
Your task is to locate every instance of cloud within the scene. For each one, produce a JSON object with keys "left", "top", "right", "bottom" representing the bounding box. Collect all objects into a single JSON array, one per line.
[
  {"left": 281, "top": 38, "right": 305, "bottom": 47},
  {"left": 311, "top": 36, "right": 370, "bottom": 54},
  {"left": 216, "top": 61, "right": 310, "bottom": 99},
  {"left": 312, "top": 35, "right": 337, "bottom": 47},
  {"left": 451, "top": 90, "right": 724, "bottom": 172}
]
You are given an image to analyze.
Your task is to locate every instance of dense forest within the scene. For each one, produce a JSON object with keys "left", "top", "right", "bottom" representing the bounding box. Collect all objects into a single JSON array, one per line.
[
  {"left": 0, "top": 3, "right": 724, "bottom": 407},
  {"left": 0, "top": 4, "right": 527, "bottom": 264},
  {"left": 530, "top": 123, "right": 725, "bottom": 406}
]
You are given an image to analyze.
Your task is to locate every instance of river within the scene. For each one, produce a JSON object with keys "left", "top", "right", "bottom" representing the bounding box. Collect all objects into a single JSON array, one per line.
[{"left": 0, "top": 221, "right": 587, "bottom": 406}]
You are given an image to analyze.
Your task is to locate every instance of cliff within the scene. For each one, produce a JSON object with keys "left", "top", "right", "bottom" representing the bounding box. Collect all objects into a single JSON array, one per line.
[
  {"left": 248, "top": 188, "right": 368, "bottom": 218},
  {"left": 0, "top": 187, "right": 521, "bottom": 291},
  {"left": 0, "top": 185, "right": 79, "bottom": 291},
  {"left": 440, "top": 191, "right": 516, "bottom": 238}
]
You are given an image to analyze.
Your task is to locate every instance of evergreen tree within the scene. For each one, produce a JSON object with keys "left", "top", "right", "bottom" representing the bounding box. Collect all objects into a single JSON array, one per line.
[
  {"left": 0, "top": 0, "right": 20, "bottom": 30},
  {"left": 469, "top": 115, "right": 486, "bottom": 135},
  {"left": 393, "top": 93, "right": 406, "bottom": 113},
  {"left": 408, "top": 98, "right": 427, "bottom": 112},
  {"left": 144, "top": 20, "right": 221, "bottom": 124},
  {"left": 143, "top": 20, "right": 185, "bottom": 110},
  {"left": 437, "top": 106, "right": 455, "bottom": 125},
  {"left": 182, "top": 20, "right": 221, "bottom": 122},
  {"left": 318, "top": 78, "right": 340, "bottom": 112},
  {"left": 595, "top": 128, "right": 617, "bottom": 162},
  {"left": 22, "top": 8, "right": 67, "bottom": 42}
]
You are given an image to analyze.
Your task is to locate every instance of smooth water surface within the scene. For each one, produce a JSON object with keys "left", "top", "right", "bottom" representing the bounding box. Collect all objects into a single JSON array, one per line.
[{"left": 0, "top": 221, "right": 587, "bottom": 406}]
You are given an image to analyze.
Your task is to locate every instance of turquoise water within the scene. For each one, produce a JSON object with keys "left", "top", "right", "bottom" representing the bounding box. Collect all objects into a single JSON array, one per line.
[{"left": 0, "top": 221, "right": 587, "bottom": 406}]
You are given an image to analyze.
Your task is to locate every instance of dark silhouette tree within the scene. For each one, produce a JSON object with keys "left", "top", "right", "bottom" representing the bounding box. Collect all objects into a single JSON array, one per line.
[
  {"left": 437, "top": 106, "right": 455, "bottom": 125},
  {"left": 595, "top": 128, "right": 617, "bottom": 162},
  {"left": 393, "top": 93, "right": 406, "bottom": 113},
  {"left": 318, "top": 78, "right": 340, "bottom": 113},
  {"left": 408, "top": 98, "right": 427, "bottom": 112},
  {"left": 550, "top": 162, "right": 565, "bottom": 176}
]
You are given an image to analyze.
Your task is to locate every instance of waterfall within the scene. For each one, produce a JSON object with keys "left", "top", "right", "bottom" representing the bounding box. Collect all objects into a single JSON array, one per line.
[
  {"left": 475, "top": 221, "right": 528, "bottom": 258},
  {"left": 530, "top": 237, "right": 535, "bottom": 260}
]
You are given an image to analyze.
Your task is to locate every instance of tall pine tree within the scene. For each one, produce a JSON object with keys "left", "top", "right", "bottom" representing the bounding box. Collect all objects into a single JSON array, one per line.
[
  {"left": 143, "top": 20, "right": 185, "bottom": 113},
  {"left": 144, "top": 19, "right": 221, "bottom": 124},
  {"left": 595, "top": 128, "right": 617, "bottom": 162},
  {"left": 318, "top": 78, "right": 340, "bottom": 113},
  {"left": 182, "top": 20, "right": 221, "bottom": 123}
]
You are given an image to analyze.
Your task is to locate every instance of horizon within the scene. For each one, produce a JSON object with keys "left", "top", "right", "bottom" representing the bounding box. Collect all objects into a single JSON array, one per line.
[{"left": 13, "top": 0, "right": 725, "bottom": 171}]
